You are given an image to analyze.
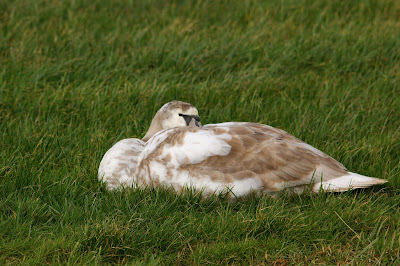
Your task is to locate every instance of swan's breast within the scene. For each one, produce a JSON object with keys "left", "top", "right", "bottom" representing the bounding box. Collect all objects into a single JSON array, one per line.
[{"left": 98, "top": 138, "right": 145, "bottom": 190}]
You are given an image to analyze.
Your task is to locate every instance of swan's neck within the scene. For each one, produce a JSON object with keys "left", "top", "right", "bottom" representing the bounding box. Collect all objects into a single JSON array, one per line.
[{"left": 142, "top": 113, "right": 163, "bottom": 142}]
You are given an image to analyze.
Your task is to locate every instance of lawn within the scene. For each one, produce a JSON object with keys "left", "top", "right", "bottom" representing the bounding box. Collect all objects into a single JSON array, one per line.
[{"left": 1, "top": 0, "right": 400, "bottom": 264}]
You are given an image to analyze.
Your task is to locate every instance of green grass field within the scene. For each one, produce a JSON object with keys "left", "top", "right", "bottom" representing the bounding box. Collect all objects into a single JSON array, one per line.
[{"left": 1, "top": 0, "right": 400, "bottom": 264}]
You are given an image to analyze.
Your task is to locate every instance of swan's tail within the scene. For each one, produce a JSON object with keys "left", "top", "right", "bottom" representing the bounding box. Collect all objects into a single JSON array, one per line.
[{"left": 313, "top": 172, "right": 388, "bottom": 192}]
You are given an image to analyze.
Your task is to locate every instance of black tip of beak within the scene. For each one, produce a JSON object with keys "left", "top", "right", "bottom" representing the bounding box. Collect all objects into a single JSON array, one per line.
[{"left": 192, "top": 115, "right": 200, "bottom": 122}]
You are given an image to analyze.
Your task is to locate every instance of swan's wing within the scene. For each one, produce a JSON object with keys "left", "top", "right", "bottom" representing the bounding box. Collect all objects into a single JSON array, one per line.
[
  {"left": 98, "top": 138, "right": 145, "bottom": 190},
  {"left": 203, "top": 123, "right": 349, "bottom": 194},
  {"left": 231, "top": 122, "right": 348, "bottom": 182},
  {"left": 137, "top": 123, "right": 349, "bottom": 196}
]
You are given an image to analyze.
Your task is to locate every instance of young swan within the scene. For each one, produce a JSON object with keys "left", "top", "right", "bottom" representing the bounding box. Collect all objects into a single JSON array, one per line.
[
  {"left": 98, "top": 101, "right": 201, "bottom": 190},
  {"left": 100, "top": 101, "right": 387, "bottom": 199}
]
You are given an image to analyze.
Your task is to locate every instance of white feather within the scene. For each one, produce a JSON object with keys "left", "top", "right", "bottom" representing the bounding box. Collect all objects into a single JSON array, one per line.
[
  {"left": 160, "top": 130, "right": 232, "bottom": 165},
  {"left": 314, "top": 172, "right": 387, "bottom": 192}
]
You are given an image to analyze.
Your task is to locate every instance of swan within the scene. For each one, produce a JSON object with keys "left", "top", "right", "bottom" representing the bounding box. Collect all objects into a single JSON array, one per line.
[{"left": 98, "top": 101, "right": 387, "bottom": 197}]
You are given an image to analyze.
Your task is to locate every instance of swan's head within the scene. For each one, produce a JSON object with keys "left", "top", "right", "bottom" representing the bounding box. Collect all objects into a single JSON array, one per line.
[{"left": 142, "top": 101, "right": 201, "bottom": 142}]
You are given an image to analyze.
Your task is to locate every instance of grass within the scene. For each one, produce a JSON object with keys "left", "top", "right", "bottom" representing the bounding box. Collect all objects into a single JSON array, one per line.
[{"left": 1, "top": 0, "right": 400, "bottom": 264}]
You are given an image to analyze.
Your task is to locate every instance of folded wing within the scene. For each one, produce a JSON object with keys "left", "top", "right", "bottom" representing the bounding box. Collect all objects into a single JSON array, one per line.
[{"left": 136, "top": 123, "right": 350, "bottom": 196}]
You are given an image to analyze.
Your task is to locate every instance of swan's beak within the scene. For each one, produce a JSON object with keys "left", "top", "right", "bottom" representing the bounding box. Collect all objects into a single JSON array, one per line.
[
  {"left": 180, "top": 113, "right": 201, "bottom": 127},
  {"left": 189, "top": 118, "right": 202, "bottom": 128}
]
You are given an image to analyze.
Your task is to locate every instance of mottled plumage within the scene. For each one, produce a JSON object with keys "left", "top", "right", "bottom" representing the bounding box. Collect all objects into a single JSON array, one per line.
[
  {"left": 98, "top": 101, "right": 387, "bottom": 197},
  {"left": 98, "top": 138, "right": 145, "bottom": 190}
]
